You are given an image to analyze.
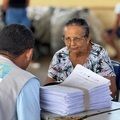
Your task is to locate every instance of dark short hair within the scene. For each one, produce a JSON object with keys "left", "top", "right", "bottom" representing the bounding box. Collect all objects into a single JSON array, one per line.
[
  {"left": 0, "top": 24, "right": 34, "bottom": 56},
  {"left": 65, "top": 18, "right": 89, "bottom": 37}
]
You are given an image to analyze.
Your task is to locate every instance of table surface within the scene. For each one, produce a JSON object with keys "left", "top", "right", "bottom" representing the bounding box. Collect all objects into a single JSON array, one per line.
[
  {"left": 41, "top": 102, "right": 120, "bottom": 120},
  {"left": 85, "top": 110, "right": 120, "bottom": 120}
]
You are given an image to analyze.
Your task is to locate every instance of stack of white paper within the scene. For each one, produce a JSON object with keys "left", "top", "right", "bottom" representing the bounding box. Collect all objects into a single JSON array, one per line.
[
  {"left": 61, "top": 64, "right": 112, "bottom": 110},
  {"left": 41, "top": 85, "right": 84, "bottom": 115},
  {"left": 41, "top": 64, "right": 112, "bottom": 115}
]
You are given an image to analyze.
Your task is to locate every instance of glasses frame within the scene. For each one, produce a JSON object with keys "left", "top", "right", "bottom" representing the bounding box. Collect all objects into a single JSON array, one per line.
[{"left": 62, "top": 35, "right": 86, "bottom": 44}]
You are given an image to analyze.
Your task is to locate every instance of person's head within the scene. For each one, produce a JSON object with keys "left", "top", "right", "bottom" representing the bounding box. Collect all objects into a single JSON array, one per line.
[
  {"left": 0, "top": 24, "right": 34, "bottom": 69},
  {"left": 63, "top": 18, "right": 91, "bottom": 54}
]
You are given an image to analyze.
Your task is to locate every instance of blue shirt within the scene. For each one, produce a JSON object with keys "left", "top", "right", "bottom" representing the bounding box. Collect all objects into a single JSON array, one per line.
[{"left": 17, "top": 78, "right": 41, "bottom": 120}]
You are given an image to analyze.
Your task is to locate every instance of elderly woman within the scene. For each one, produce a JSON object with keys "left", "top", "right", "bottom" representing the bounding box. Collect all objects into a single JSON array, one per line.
[{"left": 46, "top": 18, "right": 117, "bottom": 98}]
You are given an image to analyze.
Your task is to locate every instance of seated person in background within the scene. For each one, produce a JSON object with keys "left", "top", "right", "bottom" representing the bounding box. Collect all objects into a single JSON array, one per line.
[
  {"left": 2, "top": 0, "right": 31, "bottom": 27},
  {"left": 0, "top": 24, "right": 40, "bottom": 120},
  {"left": 46, "top": 18, "right": 117, "bottom": 98},
  {"left": 102, "top": 3, "right": 120, "bottom": 59}
]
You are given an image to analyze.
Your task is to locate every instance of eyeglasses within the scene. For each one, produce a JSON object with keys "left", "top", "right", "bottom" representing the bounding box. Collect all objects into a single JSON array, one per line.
[{"left": 62, "top": 35, "right": 85, "bottom": 44}]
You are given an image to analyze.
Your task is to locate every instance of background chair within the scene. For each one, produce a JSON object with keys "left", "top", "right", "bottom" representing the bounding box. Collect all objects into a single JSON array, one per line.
[{"left": 111, "top": 60, "right": 120, "bottom": 102}]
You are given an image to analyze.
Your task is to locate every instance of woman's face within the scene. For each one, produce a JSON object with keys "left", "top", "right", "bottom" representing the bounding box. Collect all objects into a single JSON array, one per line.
[{"left": 63, "top": 25, "right": 90, "bottom": 54}]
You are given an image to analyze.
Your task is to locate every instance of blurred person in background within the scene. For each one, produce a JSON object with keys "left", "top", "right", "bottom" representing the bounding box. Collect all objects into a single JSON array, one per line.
[
  {"left": 0, "top": 24, "right": 40, "bottom": 120},
  {"left": 45, "top": 18, "right": 117, "bottom": 98},
  {"left": 2, "top": 0, "right": 31, "bottom": 27},
  {"left": 103, "top": 3, "right": 120, "bottom": 60}
]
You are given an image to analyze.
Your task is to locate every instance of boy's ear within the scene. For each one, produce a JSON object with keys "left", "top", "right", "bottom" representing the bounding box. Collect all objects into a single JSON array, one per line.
[{"left": 26, "top": 48, "right": 33, "bottom": 61}]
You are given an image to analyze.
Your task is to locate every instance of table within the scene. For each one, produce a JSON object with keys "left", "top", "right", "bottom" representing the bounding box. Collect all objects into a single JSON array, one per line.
[{"left": 41, "top": 102, "right": 120, "bottom": 120}]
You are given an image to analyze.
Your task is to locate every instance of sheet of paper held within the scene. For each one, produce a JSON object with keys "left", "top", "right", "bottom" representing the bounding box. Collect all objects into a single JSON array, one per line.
[{"left": 61, "top": 64, "right": 110, "bottom": 91}]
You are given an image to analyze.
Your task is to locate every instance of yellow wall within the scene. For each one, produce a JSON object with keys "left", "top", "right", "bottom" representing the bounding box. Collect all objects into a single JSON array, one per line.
[
  {"left": 1, "top": 0, "right": 119, "bottom": 8},
  {"left": 29, "top": 0, "right": 120, "bottom": 8}
]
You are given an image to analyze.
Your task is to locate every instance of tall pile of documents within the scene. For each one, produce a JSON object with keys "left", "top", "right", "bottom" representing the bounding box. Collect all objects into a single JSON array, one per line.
[
  {"left": 41, "top": 64, "right": 112, "bottom": 115},
  {"left": 41, "top": 85, "right": 84, "bottom": 115}
]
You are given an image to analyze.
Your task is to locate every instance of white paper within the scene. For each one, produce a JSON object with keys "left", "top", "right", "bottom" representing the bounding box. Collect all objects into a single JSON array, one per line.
[{"left": 61, "top": 64, "right": 110, "bottom": 90}]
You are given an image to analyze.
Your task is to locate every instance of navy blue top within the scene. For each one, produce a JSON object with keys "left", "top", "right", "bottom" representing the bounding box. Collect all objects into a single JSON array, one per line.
[{"left": 9, "top": 0, "right": 27, "bottom": 8}]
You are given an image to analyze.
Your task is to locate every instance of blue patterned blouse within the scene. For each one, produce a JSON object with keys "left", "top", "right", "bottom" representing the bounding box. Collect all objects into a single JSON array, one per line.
[{"left": 48, "top": 43, "right": 115, "bottom": 82}]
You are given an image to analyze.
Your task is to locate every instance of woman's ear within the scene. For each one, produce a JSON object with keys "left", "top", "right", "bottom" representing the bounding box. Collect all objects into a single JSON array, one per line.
[{"left": 87, "top": 35, "right": 91, "bottom": 44}]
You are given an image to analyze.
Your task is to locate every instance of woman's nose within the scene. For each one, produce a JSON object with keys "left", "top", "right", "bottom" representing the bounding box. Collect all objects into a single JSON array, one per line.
[{"left": 70, "top": 38, "right": 76, "bottom": 45}]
